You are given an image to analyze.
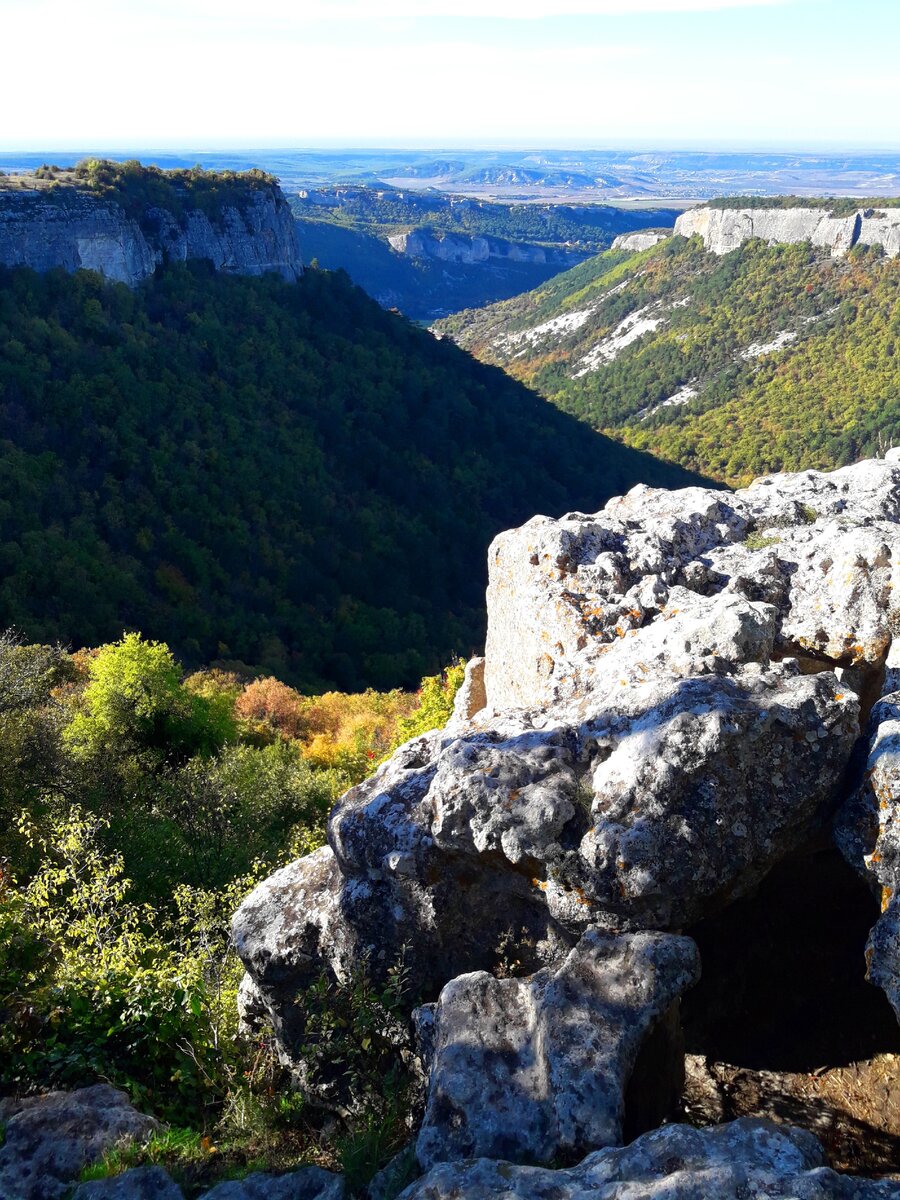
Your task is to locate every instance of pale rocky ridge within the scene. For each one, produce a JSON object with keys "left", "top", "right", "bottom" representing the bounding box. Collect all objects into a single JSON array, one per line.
[
  {"left": 610, "top": 229, "right": 670, "bottom": 253},
  {"left": 387, "top": 227, "right": 580, "bottom": 268},
  {"left": 0, "top": 184, "right": 303, "bottom": 285},
  {"left": 230, "top": 454, "right": 900, "bottom": 1197},
  {"left": 676, "top": 203, "right": 900, "bottom": 257}
]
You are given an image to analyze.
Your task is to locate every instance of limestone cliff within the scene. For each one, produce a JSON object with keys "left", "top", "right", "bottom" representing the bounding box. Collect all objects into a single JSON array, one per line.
[
  {"left": 611, "top": 229, "right": 670, "bottom": 252},
  {"left": 0, "top": 182, "right": 303, "bottom": 285},
  {"left": 676, "top": 203, "right": 900, "bottom": 257},
  {"left": 387, "top": 226, "right": 579, "bottom": 267}
]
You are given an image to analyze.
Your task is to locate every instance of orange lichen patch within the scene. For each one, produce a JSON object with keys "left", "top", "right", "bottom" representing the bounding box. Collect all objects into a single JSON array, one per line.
[
  {"left": 531, "top": 878, "right": 548, "bottom": 891},
  {"left": 834, "top": 693, "right": 845, "bottom": 701},
  {"left": 509, "top": 788, "right": 520, "bottom": 805},
  {"left": 883, "top": 885, "right": 894, "bottom": 913}
]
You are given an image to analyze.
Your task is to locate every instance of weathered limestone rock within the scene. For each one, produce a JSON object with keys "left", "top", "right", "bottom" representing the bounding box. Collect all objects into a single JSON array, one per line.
[
  {"left": 415, "top": 930, "right": 700, "bottom": 1170},
  {"left": 199, "top": 1167, "right": 346, "bottom": 1200},
  {"left": 0, "top": 185, "right": 303, "bottom": 285},
  {"left": 836, "top": 693, "right": 900, "bottom": 1021},
  {"left": 611, "top": 230, "right": 671, "bottom": 252},
  {"left": 0, "top": 1085, "right": 158, "bottom": 1200},
  {"left": 387, "top": 229, "right": 578, "bottom": 268},
  {"left": 235, "top": 457, "right": 900, "bottom": 1115},
  {"left": 400, "top": 1118, "right": 900, "bottom": 1199},
  {"left": 676, "top": 204, "right": 900, "bottom": 258},
  {"left": 72, "top": 1167, "right": 184, "bottom": 1200},
  {"left": 485, "top": 458, "right": 900, "bottom": 711}
]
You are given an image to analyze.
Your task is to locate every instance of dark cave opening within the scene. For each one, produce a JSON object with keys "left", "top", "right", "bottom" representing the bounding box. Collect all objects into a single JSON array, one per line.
[{"left": 682, "top": 846, "right": 900, "bottom": 1072}]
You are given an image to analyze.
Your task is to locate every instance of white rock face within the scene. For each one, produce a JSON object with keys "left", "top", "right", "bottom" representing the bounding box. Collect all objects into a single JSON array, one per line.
[
  {"left": 388, "top": 228, "right": 576, "bottom": 267},
  {"left": 0, "top": 186, "right": 303, "bottom": 285},
  {"left": 611, "top": 229, "right": 671, "bottom": 252},
  {"left": 675, "top": 203, "right": 900, "bottom": 257},
  {"left": 484, "top": 458, "right": 900, "bottom": 711}
]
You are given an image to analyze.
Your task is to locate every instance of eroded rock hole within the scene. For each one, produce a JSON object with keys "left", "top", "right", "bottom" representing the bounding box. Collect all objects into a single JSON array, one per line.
[{"left": 681, "top": 846, "right": 900, "bottom": 1173}]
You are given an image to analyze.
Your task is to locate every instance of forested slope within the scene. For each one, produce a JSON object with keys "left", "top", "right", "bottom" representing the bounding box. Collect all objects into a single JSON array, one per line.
[
  {"left": 0, "top": 262, "right": 700, "bottom": 689},
  {"left": 437, "top": 235, "right": 900, "bottom": 484}
]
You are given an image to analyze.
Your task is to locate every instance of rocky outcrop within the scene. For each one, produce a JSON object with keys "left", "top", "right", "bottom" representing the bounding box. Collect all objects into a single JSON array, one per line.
[
  {"left": 415, "top": 930, "right": 699, "bottom": 1170},
  {"left": 0, "top": 1085, "right": 158, "bottom": 1200},
  {"left": 400, "top": 1118, "right": 900, "bottom": 1199},
  {"left": 676, "top": 203, "right": 900, "bottom": 257},
  {"left": 71, "top": 1166, "right": 345, "bottom": 1200},
  {"left": 72, "top": 1167, "right": 184, "bottom": 1200},
  {"left": 234, "top": 455, "right": 900, "bottom": 1186},
  {"left": 611, "top": 229, "right": 671, "bottom": 252},
  {"left": 198, "top": 1169, "right": 346, "bottom": 1200},
  {"left": 387, "top": 228, "right": 577, "bottom": 267},
  {"left": 0, "top": 185, "right": 303, "bottom": 285}
]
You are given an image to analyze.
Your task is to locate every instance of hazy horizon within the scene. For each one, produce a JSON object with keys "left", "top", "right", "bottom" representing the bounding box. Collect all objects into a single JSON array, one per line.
[{"left": 4, "top": 0, "right": 900, "bottom": 150}]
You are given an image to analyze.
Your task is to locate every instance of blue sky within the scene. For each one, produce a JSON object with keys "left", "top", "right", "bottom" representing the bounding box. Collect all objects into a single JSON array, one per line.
[{"left": 3, "top": 0, "right": 899, "bottom": 150}]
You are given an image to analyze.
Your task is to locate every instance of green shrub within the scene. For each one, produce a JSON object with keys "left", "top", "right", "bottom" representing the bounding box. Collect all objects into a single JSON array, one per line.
[{"left": 0, "top": 809, "right": 253, "bottom": 1121}]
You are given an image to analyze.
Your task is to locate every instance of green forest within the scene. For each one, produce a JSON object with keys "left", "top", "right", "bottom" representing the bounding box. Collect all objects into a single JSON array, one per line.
[
  {"left": 438, "top": 235, "right": 900, "bottom": 485},
  {"left": 0, "top": 261, "right": 697, "bottom": 691}
]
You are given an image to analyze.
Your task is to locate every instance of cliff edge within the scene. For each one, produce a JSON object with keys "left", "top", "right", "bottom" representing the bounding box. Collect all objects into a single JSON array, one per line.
[
  {"left": 676, "top": 201, "right": 900, "bottom": 257},
  {"left": 0, "top": 161, "right": 303, "bottom": 285}
]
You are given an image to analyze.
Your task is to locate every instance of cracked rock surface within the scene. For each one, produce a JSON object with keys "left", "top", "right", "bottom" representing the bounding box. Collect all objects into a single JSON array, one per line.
[
  {"left": 0, "top": 1085, "right": 158, "bottom": 1200},
  {"left": 233, "top": 457, "right": 900, "bottom": 1181},
  {"left": 415, "top": 930, "right": 700, "bottom": 1169},
  {"left": 400, "top": 1118, "right": 900, "bottom": 1199}
]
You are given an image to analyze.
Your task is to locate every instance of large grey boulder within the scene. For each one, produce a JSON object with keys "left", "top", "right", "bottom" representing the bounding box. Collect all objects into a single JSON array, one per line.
[
  {"left": 198, "top": 1167, "right": 345, "bottom": 1199},
  {"left": 415, "top": 930, "right": 700, "bottom": 1170},
  {"left": 234, "top": 457, "right": 899, "bottom": 1103},
  {"left": 400, "top": 1118, "right": 900, "bottom": 1199},
  {"left": 236, "top": 656, "right": 856, "bottom": 1028},
  {"left": 0, "top": 1085, "right": 158, "bottom": 1200},
  {"left": 485, "top": 457, "right": 900, "bottom": 711},
  {"left": 72, "top": 1166, "right": 184, "bottom": 1200}
]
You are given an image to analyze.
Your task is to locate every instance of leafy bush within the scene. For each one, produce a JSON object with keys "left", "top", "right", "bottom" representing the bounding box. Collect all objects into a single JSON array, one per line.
[
  {"left": 65, "top": 633, "right": 236, "bottom": 764},
  {"left": 0, "top": 809, "right": 250, "bottom": 1121}
]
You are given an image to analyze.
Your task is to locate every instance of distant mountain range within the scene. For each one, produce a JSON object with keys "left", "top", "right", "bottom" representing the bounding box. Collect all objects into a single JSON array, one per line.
[
  {"left": 435, "top": 222, "right": 900, "bottom": 485},
  {"left": 5, "top": 148, "right": 900, "bottom": 201}
]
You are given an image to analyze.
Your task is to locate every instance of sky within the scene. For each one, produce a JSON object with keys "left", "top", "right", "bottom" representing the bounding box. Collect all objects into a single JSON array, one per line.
[{"left": 3, "top": 0, "right": 900, "bottom": 150}]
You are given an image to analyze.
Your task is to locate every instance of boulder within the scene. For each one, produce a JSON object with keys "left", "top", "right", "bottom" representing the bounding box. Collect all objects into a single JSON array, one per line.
[
  {"left": 0, "top": 1085, "right": 158, "bottom": 1200},
  {"left": 233, "top": 458, "right": 900, "bottom": 1114},
  {"left": 400, "top": 1118, "right": 900, "bottom": 1199},
  {"left": 198, "top": 1167, "right": 345, "bottom": 1199},
  {"left": 415, "top": 930, "right": 700, "bottom": 1170},
  {"left": 72, "top": 1167, "right": 184, "bottom": 1200}
]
